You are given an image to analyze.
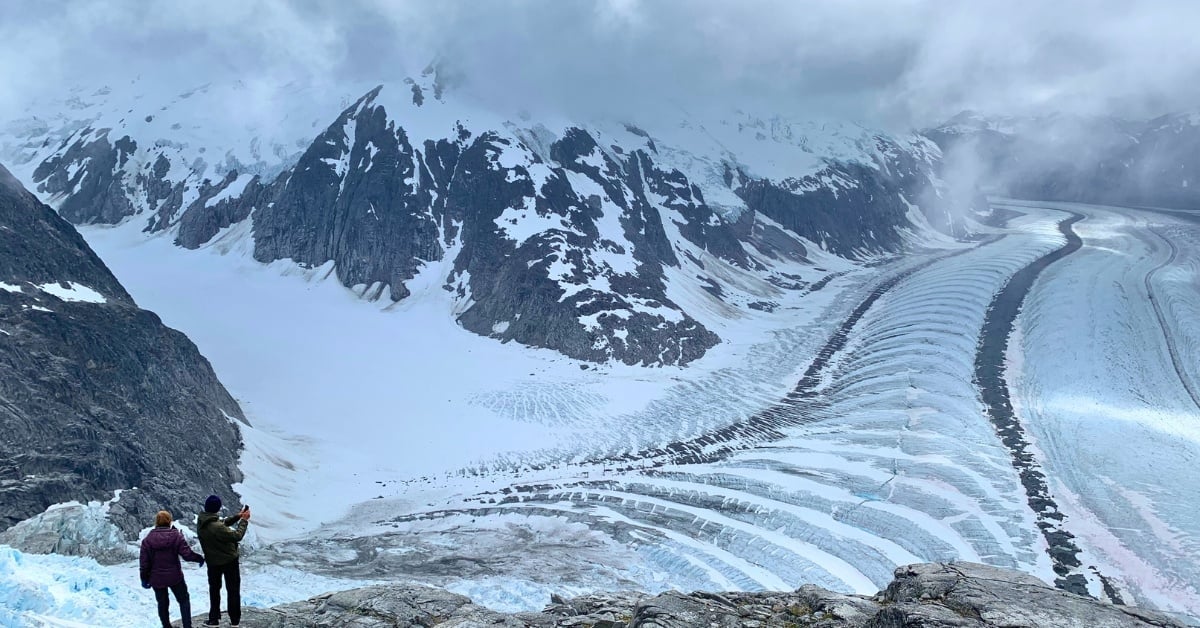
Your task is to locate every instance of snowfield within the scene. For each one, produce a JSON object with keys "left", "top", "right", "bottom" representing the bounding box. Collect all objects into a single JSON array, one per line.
[{"left": 3, "top": 201, "right": 1200, "bottom": 626}]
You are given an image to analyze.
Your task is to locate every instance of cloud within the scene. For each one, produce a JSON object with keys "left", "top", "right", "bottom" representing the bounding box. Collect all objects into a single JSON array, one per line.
[
  {"left": 1, "top": 0, "right": 1198, "bottom": 128},
  {"left": 889, "top": 0, "right": 1200, "bottom": 124}
]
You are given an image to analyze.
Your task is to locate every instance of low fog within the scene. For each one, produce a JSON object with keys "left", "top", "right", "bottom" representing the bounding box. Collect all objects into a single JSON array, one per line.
[
  {"left": 2, "top": 0, "right": 1198, "bottom": 209},
  {"left": 2, "top": 0, "right": 1198, "bottom": 129}
]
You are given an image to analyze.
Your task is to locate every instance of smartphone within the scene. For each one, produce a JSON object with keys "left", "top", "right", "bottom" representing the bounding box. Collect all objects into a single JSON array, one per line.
[{"left": 241, "top": 505, "right": 249, "bottom": 512}]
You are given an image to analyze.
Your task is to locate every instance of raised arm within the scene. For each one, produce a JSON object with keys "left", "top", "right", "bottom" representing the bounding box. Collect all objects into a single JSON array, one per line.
[
  {"left": 230, "top": 517, "right": 248, "bottom": 541},
  {"left": 209, "top": 517, "right": 249, "bottom": 542}
]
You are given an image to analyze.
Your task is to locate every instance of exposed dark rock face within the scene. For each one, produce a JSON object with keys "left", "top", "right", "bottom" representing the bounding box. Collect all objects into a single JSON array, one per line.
[
  {"left": 174, "top": 562, "right": 1186, "bottom": 627},
  {"left": 251, "top": 90, "right": 736, "bottom": 365},
  {"left": 254, "top": 86, "right": 443, "bottom": 301},
  {"left": 0, "top": 163, "right": 245, "bottom": 539},
  {"left": 33, "top": 128, "right": 139, "bottom": 225},
  {"left": 736, "top": 139, "right": 963, "bottom": 258},
  {"left": 444, "top": 127, "right": 722, "bottom": 365},
  {"left": 175, "top": 173, "right": 277, "bottom": 249},
  {"left": 10, "top": 83, "right": 978, "bottom": 366},
  {"left": 738, "top": 163, "right": 910, "bottom": 257},
  {"left": 927, "top": 111, "right": 1200, "bottom": 210}
]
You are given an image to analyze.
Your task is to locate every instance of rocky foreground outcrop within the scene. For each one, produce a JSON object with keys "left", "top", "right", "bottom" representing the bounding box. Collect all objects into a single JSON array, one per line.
[
  {"left": 0, "top": 163, "right": 246, "bottom": 541},
  {"left": 180, "top": 562, "right": 1187, "bottom": 627}
]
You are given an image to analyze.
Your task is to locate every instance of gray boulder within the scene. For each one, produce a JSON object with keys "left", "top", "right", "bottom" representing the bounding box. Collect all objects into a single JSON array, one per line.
[{"left": 869, "top": 563, "right": 1184, "bottom": 628}]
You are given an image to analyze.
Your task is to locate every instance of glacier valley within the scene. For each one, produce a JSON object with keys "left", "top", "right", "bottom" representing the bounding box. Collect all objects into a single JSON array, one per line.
[{"left": 4, "top": 199, "right": 1198, "bottom": 626}]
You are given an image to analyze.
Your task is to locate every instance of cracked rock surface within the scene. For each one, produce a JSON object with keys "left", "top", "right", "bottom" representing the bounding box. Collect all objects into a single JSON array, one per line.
[{"left": 177, "top": 562, "right": 1187, "bottom": 627}]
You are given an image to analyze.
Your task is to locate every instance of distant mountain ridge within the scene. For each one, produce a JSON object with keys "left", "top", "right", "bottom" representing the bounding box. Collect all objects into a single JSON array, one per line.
[
  {"left": 926, "top": 110, "right": 1200, "bottom": 210},
  {"left": 3, "top": 72, "right": 978, "bottom": 366}
]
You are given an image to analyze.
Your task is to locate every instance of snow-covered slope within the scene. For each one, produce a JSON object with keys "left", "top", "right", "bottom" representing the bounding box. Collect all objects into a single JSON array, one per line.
[
  {"left": 1, "top": 79, "right": 360, "bottom": 224},
  {"left": 3, "top": 71, "right": 973, "bottom": 366}
]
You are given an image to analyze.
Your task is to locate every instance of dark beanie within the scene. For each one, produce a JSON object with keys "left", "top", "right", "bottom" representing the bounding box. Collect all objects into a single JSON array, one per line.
[{"left": 204, "top": 494, "right": 222, "bottom": 513}]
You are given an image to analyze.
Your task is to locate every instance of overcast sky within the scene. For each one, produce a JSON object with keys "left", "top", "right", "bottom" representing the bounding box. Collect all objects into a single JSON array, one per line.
[{"left": 2, "top": 0, "right": 1198, "bottom": 129}]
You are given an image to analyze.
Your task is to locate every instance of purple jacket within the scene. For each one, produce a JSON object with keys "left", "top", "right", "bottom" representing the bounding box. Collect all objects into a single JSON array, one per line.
[{"left": 139, "top": 526, "right": 203, "bottom": 588}]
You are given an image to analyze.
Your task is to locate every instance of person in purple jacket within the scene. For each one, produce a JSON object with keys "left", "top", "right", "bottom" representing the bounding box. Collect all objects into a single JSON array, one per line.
[{"left": 140, "top": 510, "right": 205, "bottom": 628}]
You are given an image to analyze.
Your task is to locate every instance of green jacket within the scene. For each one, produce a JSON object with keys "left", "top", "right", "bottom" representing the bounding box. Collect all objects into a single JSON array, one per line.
[{"left": 197, "top": 511, "right": 248, "bottom": 566}]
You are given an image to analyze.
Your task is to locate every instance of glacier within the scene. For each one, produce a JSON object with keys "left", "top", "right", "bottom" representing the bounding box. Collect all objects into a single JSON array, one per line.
[
  {"left": 3, "top": 196, "right": 1200, "bottom": 624},
  {"left": 1005, "top": 201, "right": 1200, "bottom": 615}
]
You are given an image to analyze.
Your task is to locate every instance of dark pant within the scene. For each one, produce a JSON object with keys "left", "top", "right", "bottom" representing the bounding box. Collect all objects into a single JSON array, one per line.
[
  {"left": 154, "top": 581, "right": 192, "bottom": 628},
  {"left": 206, "top": 560, "right": 241, "bottom": 625}
]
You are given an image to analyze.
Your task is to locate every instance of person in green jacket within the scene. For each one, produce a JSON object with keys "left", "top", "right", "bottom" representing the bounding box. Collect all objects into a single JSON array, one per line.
[{"left": 197, "top": 495, "right": 249, "bottom": 627}]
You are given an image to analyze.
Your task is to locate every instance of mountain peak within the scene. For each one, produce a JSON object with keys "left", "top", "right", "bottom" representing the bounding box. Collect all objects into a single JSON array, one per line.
[{"left": 3, "top": 81, "right": 977, "bottom": 366}]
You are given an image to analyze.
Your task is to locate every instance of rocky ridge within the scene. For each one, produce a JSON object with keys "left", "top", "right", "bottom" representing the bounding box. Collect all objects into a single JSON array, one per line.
[
  {"left": 0, "top": 163, "right": 245, "bottom": 541},
  {"left": 177, "top": 562, "right": 1187, "bottom": 627}
]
